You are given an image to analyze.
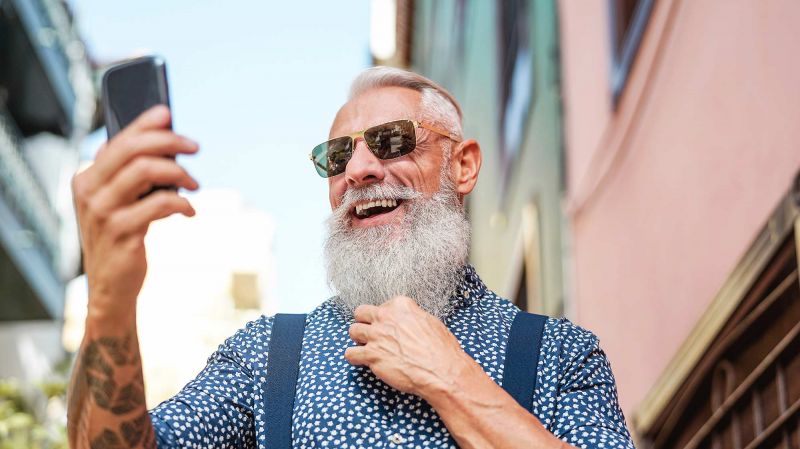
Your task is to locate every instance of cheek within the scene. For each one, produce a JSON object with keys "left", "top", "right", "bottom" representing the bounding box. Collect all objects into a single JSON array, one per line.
[
  {"left": 397, "top": 164, "right": 442, "bottom": 193},
  {"left": 386, "top": 159, "right": 436, "bottom": 186},
  {"left": 329, "top": 179, "right": 344, "bottom": 209},
  {"left": 407, "top": 149, "right": 446, "bottom": 187}
]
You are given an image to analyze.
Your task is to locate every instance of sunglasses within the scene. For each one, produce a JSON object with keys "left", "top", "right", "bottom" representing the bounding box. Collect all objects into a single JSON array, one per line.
[{"left": 310, "top": 119, "right": 461, "bottom": 178}]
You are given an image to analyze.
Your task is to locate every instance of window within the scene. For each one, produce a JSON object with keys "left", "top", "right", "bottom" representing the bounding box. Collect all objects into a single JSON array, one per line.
[
  {"left": 609, "top": 0, "right": 655, "bottom": 102},
  {"left": 498, "top": 0, "right": 534, "bottom": 172}
]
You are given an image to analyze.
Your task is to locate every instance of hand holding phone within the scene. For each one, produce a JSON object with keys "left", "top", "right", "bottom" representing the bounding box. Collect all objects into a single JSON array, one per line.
[
  {"left": 72, "top": 55, "right": 200, "bottom": 311},
  {"left": 102, "top": 56, "right": 176, "bottom": 195}
]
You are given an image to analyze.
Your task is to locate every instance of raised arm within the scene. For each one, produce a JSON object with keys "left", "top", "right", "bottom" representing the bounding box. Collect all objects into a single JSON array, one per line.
[{"left": 66, "top": 105, "right": 199, "bottom": 448}]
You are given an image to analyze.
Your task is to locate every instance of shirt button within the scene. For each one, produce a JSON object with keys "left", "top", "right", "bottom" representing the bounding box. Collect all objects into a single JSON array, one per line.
[{"left": 389, "top": 433, "right": 406, "bottom": 445}]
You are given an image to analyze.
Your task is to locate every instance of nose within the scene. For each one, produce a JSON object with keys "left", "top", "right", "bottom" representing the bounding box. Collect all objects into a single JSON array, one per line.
[{"left": 344, "top": 138, "right": 385, "bottom": 187}]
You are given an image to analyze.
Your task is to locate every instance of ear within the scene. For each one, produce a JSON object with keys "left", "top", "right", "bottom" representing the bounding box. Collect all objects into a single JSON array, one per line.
[{"left": 450, "top": 138, "right": 482, "bottom": 197}]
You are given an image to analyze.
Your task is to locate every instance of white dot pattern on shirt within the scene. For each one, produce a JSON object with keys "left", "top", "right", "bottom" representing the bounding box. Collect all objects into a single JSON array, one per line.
[{"left": 149, "top": 266, "right": 634, "bottom": 448}]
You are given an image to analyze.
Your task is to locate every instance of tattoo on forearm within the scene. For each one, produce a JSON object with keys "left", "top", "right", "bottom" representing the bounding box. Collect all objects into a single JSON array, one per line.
[
  {"left": 98, "top": 333, "right": 133, "bottom": 365},
  {"left": 90, "top": 429, "right": 124, "bottom": 449},
  {"left": 83, "top": 332, "right": 139, "bottom": 414},
  {"left": 111, "top": 382, "right": 145, "bottom": 415},
  {"left": 121, "top": 412, "right": 150, "bottom": 446},
  {"left": 69, "top": 330, "right": 155, "bottom": 448},
  {"left": 90, "top": 412, "right": 155, "bottom": 449},
  {"left": 86, "top": 370, "right": 116, "bottom": 409}
]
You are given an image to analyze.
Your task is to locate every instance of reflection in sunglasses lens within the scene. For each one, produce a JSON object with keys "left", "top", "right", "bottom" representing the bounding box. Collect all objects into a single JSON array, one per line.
[
  {"left": 367, "top": 120, "right": 415, "bottom": 159},
  {"left": 327, "top": 137, "right": 353, "bottom": 177}
]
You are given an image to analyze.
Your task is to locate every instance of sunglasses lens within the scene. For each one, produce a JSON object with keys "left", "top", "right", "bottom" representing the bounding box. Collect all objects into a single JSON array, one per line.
[
  {"left": 364, "top": 120, "right": 416, "bottom": 159},
  {"left": 311, "top": 136, "right": 352, "bottom": 178}
]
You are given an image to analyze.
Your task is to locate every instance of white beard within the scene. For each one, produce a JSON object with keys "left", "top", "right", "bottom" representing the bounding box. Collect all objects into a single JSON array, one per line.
[{"left": 323, "top": 179, "right": 470, "bottom": 320}]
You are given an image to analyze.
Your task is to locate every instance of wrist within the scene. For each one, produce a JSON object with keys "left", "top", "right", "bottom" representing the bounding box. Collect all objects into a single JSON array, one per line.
[
  {"left": 419, "top": 351, "right": 484, "bottom": 407},
  {"left": 86, "top": 294, "right": 138, "bottom": 333}
]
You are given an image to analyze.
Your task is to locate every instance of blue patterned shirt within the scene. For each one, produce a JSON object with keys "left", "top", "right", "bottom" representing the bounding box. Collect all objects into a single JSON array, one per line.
[{"left": 149, "top": 266, "right": 634, "bottom": 448}]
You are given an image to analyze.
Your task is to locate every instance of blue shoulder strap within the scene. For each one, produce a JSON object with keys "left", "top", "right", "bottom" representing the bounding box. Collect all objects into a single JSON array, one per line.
[
  {"left": 264, "top": 310, "right": 545, "bottom": 448},
  {"left": 263, "top": 313, "right": 307, "bottom": 449},
  {"left": 501, "top": 311, "right": 547, "bottom": 413}
]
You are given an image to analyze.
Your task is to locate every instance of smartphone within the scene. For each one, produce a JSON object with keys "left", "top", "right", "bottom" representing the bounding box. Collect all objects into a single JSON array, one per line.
[
  {"left": 101, "top": 55, "right": 175, "bottom": 194},
  {"left": 102, "top": 55, "right": 171, "bottom": 138}
]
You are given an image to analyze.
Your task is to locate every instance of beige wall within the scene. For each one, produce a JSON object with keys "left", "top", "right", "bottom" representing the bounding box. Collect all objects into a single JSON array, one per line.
[{"left": 558, "top": 0, "right": 800, "bottom": 420}]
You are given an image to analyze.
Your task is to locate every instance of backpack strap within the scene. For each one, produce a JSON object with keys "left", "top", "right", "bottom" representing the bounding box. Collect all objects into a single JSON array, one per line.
[
  {"left": 501, "top": 311, "right": 547, "bottom": 413},
  {"left": 263, "top": 313, "right": 307, "bottom": 449}
]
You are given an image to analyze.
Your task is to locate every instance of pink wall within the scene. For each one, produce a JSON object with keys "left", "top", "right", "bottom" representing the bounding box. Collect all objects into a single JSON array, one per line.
[{"left": 559, "top": 0, "right": 800, "bottom": 420}]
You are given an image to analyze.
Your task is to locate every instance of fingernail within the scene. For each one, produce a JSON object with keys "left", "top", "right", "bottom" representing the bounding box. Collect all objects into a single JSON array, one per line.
[{"left": 183, "top": 137, "right": 199, "bottom": 149}]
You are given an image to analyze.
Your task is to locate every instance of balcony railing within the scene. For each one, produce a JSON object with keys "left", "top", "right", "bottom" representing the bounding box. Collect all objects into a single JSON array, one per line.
[{"left": 0, "top": 106, "right": 61, "bottom": 269}]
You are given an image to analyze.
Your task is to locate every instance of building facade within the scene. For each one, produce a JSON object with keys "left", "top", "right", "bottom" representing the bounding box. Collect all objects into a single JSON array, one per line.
[
  {"left": 382, "top": 0, "right": 568, "bottom": 318},
  {"left": 0, "top": 0, "right": 96, "bottom": 380},
  {"left": 559, "top": 0, "right": 800, "bottom": 446},
  {"left": 379, "top": 0, "right": 800, "bottom": 446}
]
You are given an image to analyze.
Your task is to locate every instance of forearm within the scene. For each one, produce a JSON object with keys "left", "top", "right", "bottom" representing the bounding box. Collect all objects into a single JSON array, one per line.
[
  {"left": 424, "top": 357, "right": 574, "bottom": 449},
  {"left": 67, "top": 307, "right": 155, "bottom": 449}
]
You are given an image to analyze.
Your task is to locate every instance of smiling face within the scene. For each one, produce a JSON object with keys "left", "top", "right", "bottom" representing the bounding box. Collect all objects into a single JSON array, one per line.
[
  {"left": 322, "top": 81, "right": 483, "bottom": 318},
  {"left": 327, "top": 86, "right": 454, "bottom": 228}
]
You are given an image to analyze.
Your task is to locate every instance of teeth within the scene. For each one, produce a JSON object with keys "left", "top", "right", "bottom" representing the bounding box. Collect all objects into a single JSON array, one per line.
[{"left": 354, "top": 198, "right": 400, "bottom": 217}]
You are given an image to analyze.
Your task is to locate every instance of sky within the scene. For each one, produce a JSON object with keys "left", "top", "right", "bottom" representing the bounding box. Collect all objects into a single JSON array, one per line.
[{"left": 69, "top": 0, "right": 372, "bottom": 312}]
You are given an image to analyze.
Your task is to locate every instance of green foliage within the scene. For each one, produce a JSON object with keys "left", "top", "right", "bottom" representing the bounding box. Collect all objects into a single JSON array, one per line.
[{"left": 0, "top": 379, "right": 68, "bottom": 449}]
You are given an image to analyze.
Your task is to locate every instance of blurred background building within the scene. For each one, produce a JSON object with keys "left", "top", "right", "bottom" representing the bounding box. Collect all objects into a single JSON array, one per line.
[
  {"left": 0, "top": 0, "right": 96, "bottom": 444},
  {"left": 0, "top": 0, "right": 95, "bottom": 381},
  {"left": 375, "top": 0, "right": 800, "bottom": 447}
]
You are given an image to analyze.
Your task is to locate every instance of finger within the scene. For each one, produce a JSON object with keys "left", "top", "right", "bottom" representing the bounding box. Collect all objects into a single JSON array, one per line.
[
  {"left": 92, "top": 130, "right": 199, "bottom": 185},
  {"left": 93, "top": 105, "right": 171, "bottom": 165},
  {"left": 93, "top": 105, "right": 173, "bottom": 165},
  {"left": 344, "top": 345, "right": 371, "bottom": 366},
  {"left": 124, "top": 104, "right": 172, "bottom": 134},
  {"left": 348, "top": 323, "right": 371, "bottom": 344},
  {"left": 107, "top": 190, "right": 195, "bottom": 238},
  {"left": 92, "top": 157, "right": 199, "bottom": 211},
  {"left": 354, "top": 305, "right": 379, "bottom": 324}
]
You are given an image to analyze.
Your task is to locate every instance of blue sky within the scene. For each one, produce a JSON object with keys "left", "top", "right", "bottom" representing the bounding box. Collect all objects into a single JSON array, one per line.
[{"left": 70, "top": 0, "right": 371, "bottom": 312}]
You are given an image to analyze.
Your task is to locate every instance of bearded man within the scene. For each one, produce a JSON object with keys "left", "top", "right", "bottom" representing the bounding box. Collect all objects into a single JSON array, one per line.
[{"left": 67, "top": 67, "right": 635, "bottom": 449}]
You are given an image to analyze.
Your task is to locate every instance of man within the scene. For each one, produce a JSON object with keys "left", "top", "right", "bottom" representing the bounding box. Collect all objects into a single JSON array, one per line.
[{"left": 67, "top": 66, "right": 635, "bottom": 449}]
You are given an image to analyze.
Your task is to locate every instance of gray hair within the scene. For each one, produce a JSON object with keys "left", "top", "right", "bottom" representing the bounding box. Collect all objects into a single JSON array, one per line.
[{"left": 348, "top": 66, "right": 464, "bottom": 141}]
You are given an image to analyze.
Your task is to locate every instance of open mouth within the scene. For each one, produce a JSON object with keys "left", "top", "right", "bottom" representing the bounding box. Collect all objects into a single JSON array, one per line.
[{"left": 352, "top": 198, "right": 403, "bottom": 219}]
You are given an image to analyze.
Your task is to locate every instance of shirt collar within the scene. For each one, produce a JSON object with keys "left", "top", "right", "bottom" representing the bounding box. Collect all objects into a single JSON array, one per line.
[{"left": 446, "top": 264, "right": 488, "bottom": 312}]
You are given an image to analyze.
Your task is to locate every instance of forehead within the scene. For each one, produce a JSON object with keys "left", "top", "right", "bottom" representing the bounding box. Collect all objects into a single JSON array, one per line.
[{"left": 329, "top": 86, "right": 422, "bottom": 138}]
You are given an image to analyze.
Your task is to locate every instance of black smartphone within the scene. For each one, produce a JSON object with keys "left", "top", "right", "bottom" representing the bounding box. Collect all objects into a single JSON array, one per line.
[
  {"left": 101, "top": 55, "right": 175, "bottom": 194},
  {"left": 102, "top": 55, "right": 171, "bottom": 138}
]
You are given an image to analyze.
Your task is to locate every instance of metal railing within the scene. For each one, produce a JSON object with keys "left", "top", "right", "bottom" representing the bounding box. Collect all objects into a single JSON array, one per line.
[{"left": 0, "top": 106, "right": 61, "bottom": 268}]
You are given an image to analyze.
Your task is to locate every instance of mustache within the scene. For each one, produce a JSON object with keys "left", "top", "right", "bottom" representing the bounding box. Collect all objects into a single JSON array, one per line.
[{"left": 331, "top": 183, "right": 423, "bottom": 222}]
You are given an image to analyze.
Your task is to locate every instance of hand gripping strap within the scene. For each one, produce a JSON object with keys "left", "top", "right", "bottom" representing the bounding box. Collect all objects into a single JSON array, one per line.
[
  {"left": 263, "top": 313, "right": 307, "bottom": 449},
  {"left": 501, "top": 311, "right": 547, "bottom": 413}
]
